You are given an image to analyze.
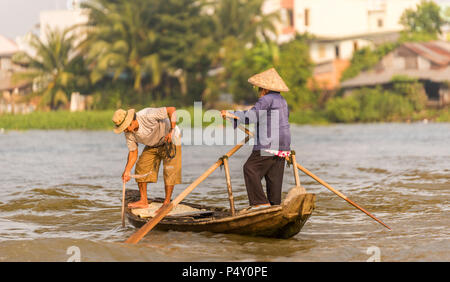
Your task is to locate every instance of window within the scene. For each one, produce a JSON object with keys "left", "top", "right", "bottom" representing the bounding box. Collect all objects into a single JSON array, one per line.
[
  {"left": 377, "top": 18, "right": 383, "bottom": 28},
  {"left": 405, "top": 56, "right": 418, "bottom": 69},
  {"left": 319, "top": 45, "right": 326, "bottom": 59},
  {"left": 287, "top": 8, "right": 294, "bottom": 28},
  {"left": 304, "top": 8, "right": 310, "bottom": 26},
  {"left": 335, "top": 45, "right": 340, "bottom": 59}
]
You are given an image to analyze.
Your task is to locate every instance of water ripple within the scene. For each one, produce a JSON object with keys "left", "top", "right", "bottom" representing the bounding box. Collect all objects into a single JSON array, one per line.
[{"left": 0, "top": 124, "right": 448, "bottom": 261}]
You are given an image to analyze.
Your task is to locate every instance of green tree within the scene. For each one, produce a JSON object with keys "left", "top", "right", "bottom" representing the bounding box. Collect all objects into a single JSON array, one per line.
[
  {"left": 278, "top": 36, "right": 314, "bottom": 109},
  {"left": 212, "top": 0, "right": 280, "bottom": 45},
  {"left": 12, "top": 28, "right": 86, "bottom": 110},
  {"left": 203, "top": 0, "right": 281, "bottom": 106},
  {"left": 400, "top": 0, "right": 444, "bottom": 41},
  {"left": 151, "top": 0, "right": 215, "bottom": 103},
  {"left": 443, "top": 6, "right": 450, "bottom": 22},
  {"left": 326, "top": 87, "right": 417, "bottom": 123},
  {"left": 225, "top": 41, "right": 280, "bottom": 103},
  {"left": 341, "top": 42, "right": 398, "bottom": 81},
  {"left": 211, "top": 35, "right": 314, "bottom": 108},
  {"left": 82, "top": 0, "right": 214, "bottom": 105},
  {"left": 390, "top": 75, "right": 427, "bottom": 111},
  {"left": 81, "top": 0, "right": 161, "bottom": 93},
  {"left": 326, "top": 95, "right": 360, "bottom": 123}
]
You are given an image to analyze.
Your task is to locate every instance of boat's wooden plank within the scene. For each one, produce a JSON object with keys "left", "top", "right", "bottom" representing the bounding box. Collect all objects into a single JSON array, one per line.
[
  {"left": 124, "top": 187, "right": 315, "bottom": 239},
  {"left": 165, "top": 211, "right": 214, "bottom": 218}
]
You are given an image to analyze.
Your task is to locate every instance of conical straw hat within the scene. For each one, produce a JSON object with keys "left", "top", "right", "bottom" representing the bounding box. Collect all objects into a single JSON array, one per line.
[{"left": 248, "top": 68, "right": 289, "bottom": 92}]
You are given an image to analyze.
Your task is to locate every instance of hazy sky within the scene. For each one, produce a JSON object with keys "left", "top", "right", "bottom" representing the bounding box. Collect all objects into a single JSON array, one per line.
[{"left": 0, "top": 0, "right": 70, "bottom": 39}]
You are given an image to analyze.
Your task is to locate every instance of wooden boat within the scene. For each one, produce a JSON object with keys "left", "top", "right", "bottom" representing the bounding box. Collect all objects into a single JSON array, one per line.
[{"left": 125, "top": 186, "right": 315, "bottom": 239}]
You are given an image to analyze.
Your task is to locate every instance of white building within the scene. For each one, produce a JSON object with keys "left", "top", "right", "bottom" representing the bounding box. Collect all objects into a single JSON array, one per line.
[
  {"left": 266, "top": 0, "right": 422, "bottom": 63},
  {"left": 15, "top": 0, "right": 88, "bottom": 55},
  {"left": 0, "top": 34, "right": 21, "bottom": 95},
  {"left": 7, "top": 0, "right": 89, "bottom": 112},
  {"left": 0, "top": 34, "right": 33, "bottom": 114},
  {"left": 39, "top": 0, "right": 88, "bottom": 44},
  {"left": 263, "top": 0, "right": 424, "bottom": 89}
]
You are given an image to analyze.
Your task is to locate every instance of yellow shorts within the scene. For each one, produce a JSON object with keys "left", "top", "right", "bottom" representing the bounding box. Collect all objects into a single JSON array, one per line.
[{"left": 135, "top": 145, "right": 182, "bottom": 185}]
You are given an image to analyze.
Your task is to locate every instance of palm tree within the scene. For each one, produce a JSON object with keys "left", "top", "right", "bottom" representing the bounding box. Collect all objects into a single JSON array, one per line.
[
  {"left": 12, "top": 28, "right": 84, "bottom": 110},
  {"left": 212, "top": 0, "right": 280, "bottom": 45},
  {"left": 81, "top": 0, "right": 161, "bottom": 93},
  {"left": 200, "top": 0, "right": 280, "bottom": 104}
]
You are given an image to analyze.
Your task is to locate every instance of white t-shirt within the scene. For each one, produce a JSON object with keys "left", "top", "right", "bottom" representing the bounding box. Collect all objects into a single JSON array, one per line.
[{"left": 125, "top": 107, "right": 181, "bottom": 151}]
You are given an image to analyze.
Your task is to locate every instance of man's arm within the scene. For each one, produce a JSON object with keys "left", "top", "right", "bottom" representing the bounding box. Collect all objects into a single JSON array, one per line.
[
  {"left": 164, "top": 107, "right": 176, "bottom": 143},
  {"left": 122, "top": 149, "right": 138, "bottom": 183},
  {"left": 166, "top": 107, "right": 176, "bottom": 129},
  {"left": 221, "top": 96, "right": 271, "bottom": 124}
]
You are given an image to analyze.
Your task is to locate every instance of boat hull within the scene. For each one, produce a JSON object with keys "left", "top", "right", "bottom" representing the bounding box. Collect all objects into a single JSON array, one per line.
[{"left": 125, "top": 186, "right": 315, "bottom": 239}]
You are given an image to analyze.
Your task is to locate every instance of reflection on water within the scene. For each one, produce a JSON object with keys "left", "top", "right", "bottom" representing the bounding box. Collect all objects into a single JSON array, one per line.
[{"left": 0, "top": 123, "right": 449, "bottom": 261}]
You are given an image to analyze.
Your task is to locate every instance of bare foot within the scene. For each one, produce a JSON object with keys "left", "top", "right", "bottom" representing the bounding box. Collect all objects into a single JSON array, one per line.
[{"left": 128, "top": 200, "right": 150, "bottom": 209}]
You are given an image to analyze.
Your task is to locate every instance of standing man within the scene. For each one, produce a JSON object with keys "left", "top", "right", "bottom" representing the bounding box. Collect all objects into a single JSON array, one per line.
[
  {"left": 221, "top": 68, "right": 291, "bottom": 211},
  {"left": 112, "top": 107, "right": 182, "bottom": 212}
]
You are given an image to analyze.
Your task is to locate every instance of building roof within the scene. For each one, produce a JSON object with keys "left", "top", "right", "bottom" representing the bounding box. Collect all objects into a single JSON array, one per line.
[
  {"left": 341, "top": 41, "right": 450, "bottom": 88},
  {"left": 402, "top": 42, "right": 450, "bottom": 66},
  {"left": 0, "top": 72, "right": 30, "bottom": 92},
  {"left": 0, "top": 35, "right": 19, "bottom": 56},
  {"left": 341, "top": 68, "right": 450, "bottom": 88},
  {"left": 309, "top": 31, "right": 400, "bottom": 45}
]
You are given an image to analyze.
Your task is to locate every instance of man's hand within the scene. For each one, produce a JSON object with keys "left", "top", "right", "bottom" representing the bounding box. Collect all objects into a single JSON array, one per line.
[
  {"left": 122, "top": 170, "right": 131, "bottom": 183},
  {"left": 221, "top": 110, "right": 239, "bottom": 120},
  {"left": 164, "top": 129, "right": 174, "bottom": 143}
]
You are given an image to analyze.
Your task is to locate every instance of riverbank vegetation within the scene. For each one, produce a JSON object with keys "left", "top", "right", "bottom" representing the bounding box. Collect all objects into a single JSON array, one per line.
[
  {"left": 0, "top": 110, "right": 114, "bottom": 130},
  {"left": 3, "top": 0, "right": 449, "bottom": 127},
  {"left": 1, "top": 106, "right": 448, "bottom": 130}
]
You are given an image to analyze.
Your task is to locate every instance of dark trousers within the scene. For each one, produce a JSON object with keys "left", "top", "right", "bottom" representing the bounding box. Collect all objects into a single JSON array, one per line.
[{"left": 243, "top": 150, "right": 286, "bottom": 206}]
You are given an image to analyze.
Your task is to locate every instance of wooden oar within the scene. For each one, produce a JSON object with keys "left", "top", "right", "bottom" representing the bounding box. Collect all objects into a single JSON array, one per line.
[
  {"left": 124, "top": 134, "right": 252, "bottom": 244},
  {"left": 121, "top": 181, "right": 126, "bottom": 228},
  {"left": 121, "top": 172, "right": 153, "bottom": 228},
  {"left": 294, "top": 163, "right": 391, "bottom": 230},
  {"left": 234, "top": 121, "right": 392, "bottom": 231}
]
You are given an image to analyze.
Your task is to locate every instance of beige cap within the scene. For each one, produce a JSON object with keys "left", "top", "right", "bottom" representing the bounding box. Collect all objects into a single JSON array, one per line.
[
  {"left": 248, "top": 68, "right": 289, "bottom": 92},
  {"left": 112, "top": 109, "right": 135, "bottom": 134}
]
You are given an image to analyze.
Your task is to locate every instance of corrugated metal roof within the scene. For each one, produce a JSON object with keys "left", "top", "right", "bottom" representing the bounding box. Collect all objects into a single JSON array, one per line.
[
  {"left": 403, "top": 42, "right": 450, "bottom": 66},
  {"left": 341, "top": 41, "right": 450, "bottom": 88},
  {"left": 432, "top": 41, "right": 450, "bottom": 52},
  {"left": 341, "top": 67, "right": 450, "bottom": 88}
]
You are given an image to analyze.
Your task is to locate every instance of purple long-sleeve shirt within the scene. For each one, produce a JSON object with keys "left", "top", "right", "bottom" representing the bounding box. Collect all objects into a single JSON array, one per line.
[{"left": 232, "top": 92, "right": 291, "bottom": 151}]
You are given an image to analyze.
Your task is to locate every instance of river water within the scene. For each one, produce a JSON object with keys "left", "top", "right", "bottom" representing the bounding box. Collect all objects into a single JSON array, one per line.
[{"left": 0, "top": 123, "right": 448, "bottom": 262}]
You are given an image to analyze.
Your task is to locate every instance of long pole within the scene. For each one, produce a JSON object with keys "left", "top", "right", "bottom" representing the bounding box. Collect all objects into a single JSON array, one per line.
[
  {"left": 290, "top": 151, "right": 306, "bottom": 193},
  {"left": 121, "top": 181, "right": 126, "bottom": 228},
  {"left": 125, "top": 135, "right": 251, "bottom": 244},
  {"left": 121, "top": 173, "right": 153, "bottom": 228},
  {"left": 291, "top": 151, "right": 301, "bottom": 186},
  {"left": 234, "top": 122, "right": 391, "bottom": 231},
  {"left": 222, "top": 156, "right": 236, "bottom": 216},
  {"left": 294, "top": 163, "right": 391, "bottom": 230}
]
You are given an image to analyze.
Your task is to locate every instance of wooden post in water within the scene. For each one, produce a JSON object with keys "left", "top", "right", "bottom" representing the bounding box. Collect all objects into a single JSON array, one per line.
[
  {"left": 234, "top": 122, "right": 391, "bottom": 231},
  {"left": 222, "top": 156, "right": 236, "bottom": 216},
  {"left": 290, "top": 151, "right": 306, "bottom": 193},
  {"left": 121, "top": 181, "right": 126, "bottom": 228}
]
